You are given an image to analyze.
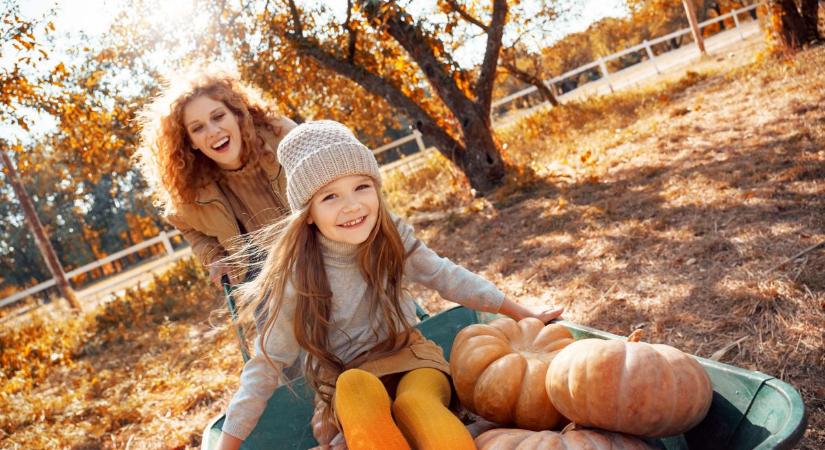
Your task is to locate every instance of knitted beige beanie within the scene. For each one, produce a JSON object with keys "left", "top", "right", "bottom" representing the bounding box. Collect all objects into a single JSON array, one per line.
[{"left": 277, "top": 120, "right": 381, "bottom": 211}]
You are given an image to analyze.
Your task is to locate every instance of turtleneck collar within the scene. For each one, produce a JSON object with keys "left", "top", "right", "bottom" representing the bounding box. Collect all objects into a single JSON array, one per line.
[
  {"left": 317, "top": 231, "right": 361, "bottom": 266},
  {"left": 221, "top": 162, "right": 254, "bottom": 178}
]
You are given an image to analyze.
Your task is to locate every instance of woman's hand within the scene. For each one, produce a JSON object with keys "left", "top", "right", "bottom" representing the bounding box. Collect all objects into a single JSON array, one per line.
[
  {"left": 498, "top": 298, "right": 564, "bottom": 324},
  {"left": 208, "top": 261, "right": 230, "bottom": 287}
]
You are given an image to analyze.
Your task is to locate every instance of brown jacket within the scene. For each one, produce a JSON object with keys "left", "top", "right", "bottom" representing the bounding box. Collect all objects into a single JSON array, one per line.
[{"left": 166, "top": 117, "right": 296, "bottom": 283}]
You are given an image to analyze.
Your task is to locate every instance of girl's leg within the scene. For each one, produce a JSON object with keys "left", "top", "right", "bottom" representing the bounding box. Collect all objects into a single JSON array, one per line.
[
  {"left": 334, "top": 368, "right": 410, "bottom": 450},
  {"left": 392, "top": 368, "right": 475, "bottom": 450}
]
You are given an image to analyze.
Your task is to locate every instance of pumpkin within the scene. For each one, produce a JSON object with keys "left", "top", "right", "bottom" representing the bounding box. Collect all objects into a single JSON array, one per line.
[
  {"left": 450, "top": 317, "right": 575, "bottom": 430},
  {"left": 475, "top": 427, "right": 654, "bottom": 450},
  {"left": 546, "top": 330, "right": 713, "bottom": 437}
]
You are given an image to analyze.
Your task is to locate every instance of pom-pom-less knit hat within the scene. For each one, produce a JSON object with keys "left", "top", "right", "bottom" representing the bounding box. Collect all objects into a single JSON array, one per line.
[{"left": 277, "top": 120, "right": 382, "bottom": 211}]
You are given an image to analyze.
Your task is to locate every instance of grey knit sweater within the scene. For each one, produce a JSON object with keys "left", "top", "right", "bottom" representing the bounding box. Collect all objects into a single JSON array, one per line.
[{"left": 222, "top": 215, "right": 505, "bottom": 440}]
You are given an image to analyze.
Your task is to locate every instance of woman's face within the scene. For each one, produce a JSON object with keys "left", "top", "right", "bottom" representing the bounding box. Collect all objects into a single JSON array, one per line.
[
  {"left": 182, "top": 95, "right": 243, "bottom": 170},
  {"left": 308, "top": 174, "right": 380, "bottom": 245}
]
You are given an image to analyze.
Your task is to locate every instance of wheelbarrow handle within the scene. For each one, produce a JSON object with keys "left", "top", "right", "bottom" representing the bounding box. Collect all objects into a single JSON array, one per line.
[{"left": 222, "top": 274, "right": 251, "bottom": 363}]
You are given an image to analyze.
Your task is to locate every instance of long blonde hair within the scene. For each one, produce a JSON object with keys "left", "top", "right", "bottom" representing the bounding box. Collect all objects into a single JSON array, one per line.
[
  {"left": 233, "top": 191, "right": 414, "bottom": 404},
  {"left": 135, "top": 68, "right": 287, "bottom": 212}
]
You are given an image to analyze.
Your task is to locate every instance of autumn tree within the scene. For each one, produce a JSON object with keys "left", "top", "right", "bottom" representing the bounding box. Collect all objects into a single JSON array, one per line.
[
  {"left": 0, "top": 2, "right": 82, "bottom": 310},
  {"left": 227, "top": 0, "right": 524, "bottom": 193},
  {"left": 767, "top": 0, "right": 822, "bottom": 50}
]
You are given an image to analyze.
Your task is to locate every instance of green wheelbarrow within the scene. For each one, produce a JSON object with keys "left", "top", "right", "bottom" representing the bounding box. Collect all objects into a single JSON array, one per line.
[{"left": 203, "top": 306, "right": 807, "bottom": 450}]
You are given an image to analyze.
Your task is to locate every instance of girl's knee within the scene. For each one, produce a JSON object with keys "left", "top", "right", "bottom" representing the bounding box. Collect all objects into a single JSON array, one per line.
[{"left": 397, "top": 368, "right": 451, "bottom": 406}]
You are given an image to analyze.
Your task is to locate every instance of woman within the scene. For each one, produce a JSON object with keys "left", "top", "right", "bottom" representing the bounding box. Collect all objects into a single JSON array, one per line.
[{"left": 136, "top": 68, "right": 296, "bottom": 285}]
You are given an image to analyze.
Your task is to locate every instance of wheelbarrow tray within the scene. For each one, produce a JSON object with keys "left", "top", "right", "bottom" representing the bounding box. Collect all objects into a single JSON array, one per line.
[{"left": 202, "top": 306, "right": 806, "bottom": 449}]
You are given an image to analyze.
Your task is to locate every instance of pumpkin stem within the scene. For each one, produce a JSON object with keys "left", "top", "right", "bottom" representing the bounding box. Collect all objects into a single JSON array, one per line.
[
  {"left": 627, "top": 329, "right": 644, "bottom": 342},
  {"left": 561, "top": 422, "right": 582, "bottom": 433}
]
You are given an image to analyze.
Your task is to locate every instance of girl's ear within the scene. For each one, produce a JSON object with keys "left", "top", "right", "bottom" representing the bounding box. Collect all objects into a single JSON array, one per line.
[{"left": 307, "top": 213, "right": 314, "bottom": 225}]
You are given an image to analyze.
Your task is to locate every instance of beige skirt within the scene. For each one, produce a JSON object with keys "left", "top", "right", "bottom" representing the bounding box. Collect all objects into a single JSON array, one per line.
[{"left": 310, "top": 329, "right": 451, "bottom": 445}]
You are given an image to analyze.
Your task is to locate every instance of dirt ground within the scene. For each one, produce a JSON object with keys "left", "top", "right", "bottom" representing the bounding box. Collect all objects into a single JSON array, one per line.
[{"left": 404, "top": 45, "right": 825, "bottom": 449}]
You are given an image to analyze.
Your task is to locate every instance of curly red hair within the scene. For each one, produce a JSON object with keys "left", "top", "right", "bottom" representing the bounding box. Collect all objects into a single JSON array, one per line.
[{"left": 136, "top": 67, "right": 286, "bottom": 212}]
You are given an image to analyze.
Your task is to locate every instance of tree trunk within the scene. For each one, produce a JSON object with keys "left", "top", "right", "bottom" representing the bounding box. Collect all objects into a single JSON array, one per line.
[
  {"left": 772, "top": 0, "right": 812, "bottom": 49},
  {"left": 456, "top": 113, "right": 507, "bottom": 193},
  {"left": 0, "top": 148, "right": 82, "bottom": 311},
  {"left": 683, "top": 0, "right": 707, "bottom": 54},
  {"left": 800, "top": 0, "right": 822, "bottom": 40}
]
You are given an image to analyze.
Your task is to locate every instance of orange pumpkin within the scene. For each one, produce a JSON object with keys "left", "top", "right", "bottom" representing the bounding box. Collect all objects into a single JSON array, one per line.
[
  {"left": 475, "top": 427, "right": 654, "bottom": 450},
  {"left": 546, "top": 331, "right": 713, "bottom": 437},
  {"left": 450, "top": 317, "right": 574, "bottom": 430}
]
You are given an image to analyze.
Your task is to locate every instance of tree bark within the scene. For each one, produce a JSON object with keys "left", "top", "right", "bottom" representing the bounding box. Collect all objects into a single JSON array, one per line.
[
  {"left": 357, "top": 0, "right": 508, "bottom": 193},
  {"left": 683, "top": 0, "right": 707, "bottom": 54},
  {"left": 772, "top": 0, "right": 813, "bottom": 49},
  {"left": 0, "top": 148, "right": 82, "bottom": 311},
  {"left": 800, "top": 0, "right": 822, "bottom": 41}
]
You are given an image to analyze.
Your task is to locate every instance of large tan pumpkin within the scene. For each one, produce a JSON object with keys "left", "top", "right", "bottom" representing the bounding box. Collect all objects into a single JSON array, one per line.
[
  {"left": 546, "top": 332, "right": 713, "bottom": 437},
  {"left": 450, "top": 317, "right": 574, "bottom": 430},
  {"left": 475, "top": 427, "right": 654, "bottom": 450}
]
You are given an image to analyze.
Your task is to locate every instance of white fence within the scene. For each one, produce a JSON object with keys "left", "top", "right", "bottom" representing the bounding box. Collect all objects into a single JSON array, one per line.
[
  {"left": 0, "top": 3, "right": 763, "bottom": 309},
  {"left": 0, "top": 229, "right": 185, "bottom": 309}
]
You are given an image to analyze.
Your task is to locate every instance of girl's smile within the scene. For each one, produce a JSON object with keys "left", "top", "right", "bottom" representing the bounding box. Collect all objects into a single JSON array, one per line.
[{"left": 309, "top": 174, "right": 379, "bottom": 245}]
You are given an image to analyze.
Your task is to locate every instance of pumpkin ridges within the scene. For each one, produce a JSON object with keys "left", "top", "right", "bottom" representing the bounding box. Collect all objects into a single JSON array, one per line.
[
  {"left": 474, "top": 428, "right": 655, "bottom": 450},
  {"left": 452, "top": 325, "right": 508, "bottom": 357},
  {"left": 474, "top": 429, "right": 526, "bottom": 449},
  {"left": 451, "top": 339, "right": 512, "bottom": 411},
  {"left": 585, "top": 339, "right": 626, "bottom": 431},
  {"left": 655, "top": 344, "right": 712, "bottom": 430},
  {"left": 547, "top": 338, "right": 713, "bottom": 437},
  {"left": 532, "top": 323, "right": 574, "bottom": 351},
  {"left": 545, "top": 340, "right": 576, "bottom": 423},
  {"left": 488, "top": 318, "right": 524, "bottom": 344},
  {"left": 474, "top": 353, "right": 527, "bottom": 423},
  {"left": 513, "top": 358, "right": 559, "bottom": 430},
  {"left": 515, "top": 318, "right": 545, "bottom": 347}
]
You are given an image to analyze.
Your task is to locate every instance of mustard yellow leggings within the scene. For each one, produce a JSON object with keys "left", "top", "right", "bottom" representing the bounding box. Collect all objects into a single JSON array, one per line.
[{"left": 334, "top": 368, "right": 475, "bottom": 450}]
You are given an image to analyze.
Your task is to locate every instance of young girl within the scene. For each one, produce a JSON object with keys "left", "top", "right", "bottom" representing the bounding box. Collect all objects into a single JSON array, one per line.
[
  {"left": 135, "top": 68, "right": 296, "bottom": 286},
  {"left": 216, "top": 120, "right": 563, "bottom": 450}
]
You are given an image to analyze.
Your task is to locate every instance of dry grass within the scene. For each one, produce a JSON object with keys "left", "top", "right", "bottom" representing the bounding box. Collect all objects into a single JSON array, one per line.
[
  {"left": 1, "top": 42, "right": 823, "bottom": 449},
  {"left": 406, "top": 45, "right": 825, "bottom": 449}
]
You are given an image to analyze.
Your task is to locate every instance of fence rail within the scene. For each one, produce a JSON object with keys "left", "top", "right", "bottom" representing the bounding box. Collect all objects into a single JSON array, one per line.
[
  {"left": 0, "top": 3, "right": 763, "bottom": 310},
  {"left": 0, "top": 230, "right": 183, "bottom": 309}
]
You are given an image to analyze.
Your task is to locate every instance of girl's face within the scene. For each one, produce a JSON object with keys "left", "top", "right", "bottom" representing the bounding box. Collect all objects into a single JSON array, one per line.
[
  {"left": 308, "top": 174, "right": 379, "bottom": 245},
  {"left": 183, "top": 95, "right": 243, "bottom": 170}
]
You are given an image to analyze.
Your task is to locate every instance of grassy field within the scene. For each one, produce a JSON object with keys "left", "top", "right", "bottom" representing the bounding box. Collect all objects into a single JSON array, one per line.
[{"left": 1, "top": 42, "right": 823, "bottom": 449}]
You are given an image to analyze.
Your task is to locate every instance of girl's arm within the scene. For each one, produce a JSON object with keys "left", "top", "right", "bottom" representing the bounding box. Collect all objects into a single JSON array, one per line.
[
  {"left": 498, "top": 298, "right": 564, "bottom": 323},
  {"left": 396, "top": 216, "right": 562, "bottom": 319},
  {"left": 215, "top": 432, "right": 243, "bottom": 450},
  {"left": 220, "top": 291, "right": 301, "bottom": 443}
]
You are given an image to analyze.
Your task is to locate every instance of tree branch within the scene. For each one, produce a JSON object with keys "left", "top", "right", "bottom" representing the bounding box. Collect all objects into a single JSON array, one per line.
[
  {"left": 475, "top": 0, "right": 507, "bottom": 114},
  {"left": 358, "top": 1, "right": 474, "bottom": 116},
  {"left": 444, "top": 0, "right": 489, "bottom": 31},
  {"left": 284, "top": 0, "right": 304, "bottom": 36},
  {"left": 284, "top": 31, "right": 464, "bottom": 155},
  {"left": 345, "top": 0, "right": 358, "bottom": 62}
]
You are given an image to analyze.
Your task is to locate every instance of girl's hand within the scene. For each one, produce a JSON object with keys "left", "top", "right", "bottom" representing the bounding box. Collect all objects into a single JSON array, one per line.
[
  {"left": 209, "top": 261, "right": 230, "bottom": 287},
  {"left": 215, "top": 432, "right": 243, "bottom": 450},
  {"left": 498, "top": 298, "right": 564, "bottom": 324}
]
